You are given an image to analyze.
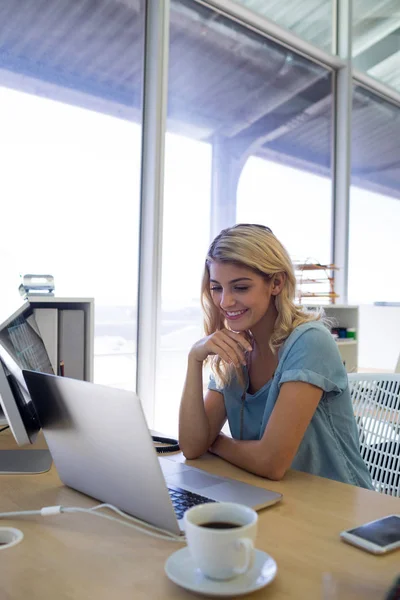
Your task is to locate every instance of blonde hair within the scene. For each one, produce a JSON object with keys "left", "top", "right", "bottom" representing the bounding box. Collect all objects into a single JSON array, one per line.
[{"left": 201, "top": 223, "right": 322, "bottom": 387}]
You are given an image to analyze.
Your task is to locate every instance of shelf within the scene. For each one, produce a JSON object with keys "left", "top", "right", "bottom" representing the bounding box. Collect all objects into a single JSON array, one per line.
[
  {"left": 299, "top": 293, "right": 340, "bottom": 298},
  {"left": 304, "top": 304, "right": 359, "bottom": 372},
  {"left": 294, "top": 263, "right": 339, "bottom": 271},
  {"left": 317, "top": 305, "right": 358, "bottom": 309},
  {"left": 297, "top": 279, "right": 329, "bottom": 284},
  {"left": 296, "top": 263, "right": 339, "bottom": 304}
]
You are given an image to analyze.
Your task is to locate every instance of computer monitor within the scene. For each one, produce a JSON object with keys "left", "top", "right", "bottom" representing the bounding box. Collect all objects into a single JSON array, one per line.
[{"left": 0, "top": 305, "right": 53, "bottom": 473}]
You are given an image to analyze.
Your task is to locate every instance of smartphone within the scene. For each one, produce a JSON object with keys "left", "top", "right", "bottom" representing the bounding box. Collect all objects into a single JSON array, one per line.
[{"left": 340, "top": 515, "right": 400, "bottom": 555}]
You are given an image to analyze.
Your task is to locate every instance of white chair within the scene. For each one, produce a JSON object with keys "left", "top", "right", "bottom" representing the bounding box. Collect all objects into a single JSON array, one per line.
[
  {"left": 395, "top": 353, "right": 400, "bottom": 374},
  {"left": 348, "top": 373, "right": 400, "bottom": 497}
]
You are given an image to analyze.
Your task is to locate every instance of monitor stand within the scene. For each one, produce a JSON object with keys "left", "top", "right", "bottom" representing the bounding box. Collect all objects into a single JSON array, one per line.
[{"left": 0, "top": 449, "right": 52, "bottom": 474}]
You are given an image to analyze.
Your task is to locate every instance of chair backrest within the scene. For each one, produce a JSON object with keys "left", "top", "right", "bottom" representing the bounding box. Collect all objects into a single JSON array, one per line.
[
  {"left": 395, "top": 354, "right": 400, "bottom": 374},
  {"left": 348, "top": 373, "right": 400, "bottom": 497}
]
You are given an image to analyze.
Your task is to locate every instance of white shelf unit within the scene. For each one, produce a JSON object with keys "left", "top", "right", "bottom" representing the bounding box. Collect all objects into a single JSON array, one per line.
[
  {"left": 0, "top": 297, "right": 94, "bottom": 382},
  {"left": 304, "top": 305, "right": 359, "bottom": 373},
  {"left": 29, "top": 297, "right": 94, "bottom": 382}
]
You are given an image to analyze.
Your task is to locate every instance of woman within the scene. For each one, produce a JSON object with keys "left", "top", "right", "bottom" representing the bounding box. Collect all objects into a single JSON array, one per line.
[{"left": 179, "top": 223, "right": 373, "bottom": 489}]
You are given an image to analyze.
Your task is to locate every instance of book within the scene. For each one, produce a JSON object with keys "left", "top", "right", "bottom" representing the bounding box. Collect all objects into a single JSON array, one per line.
[
  {"left": 33, "top": 308, "right": 58, "bottom": 374},
  {"left": 58, "top": 310, "right": 85, "bottom": 380}
]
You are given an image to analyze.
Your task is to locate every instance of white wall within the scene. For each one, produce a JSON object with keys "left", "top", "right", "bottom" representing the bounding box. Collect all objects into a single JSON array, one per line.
[{"left": 358, "top": 305, "right": 400, "bottom": 371}]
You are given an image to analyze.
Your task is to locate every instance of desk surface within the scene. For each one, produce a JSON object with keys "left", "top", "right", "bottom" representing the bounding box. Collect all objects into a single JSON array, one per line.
[{"left": 0, "top": 431, "right": 399, "bottom": 600}]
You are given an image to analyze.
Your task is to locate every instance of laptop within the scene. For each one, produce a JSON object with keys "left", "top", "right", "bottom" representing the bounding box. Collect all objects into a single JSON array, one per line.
[{"left": 22, "top": 371, "right": 282, "bottom": 536}]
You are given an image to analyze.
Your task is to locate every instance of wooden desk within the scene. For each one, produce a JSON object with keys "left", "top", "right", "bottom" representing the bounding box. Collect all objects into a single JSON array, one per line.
[{"left": 0, "top": 430, "right": 399, "bottom": 600}]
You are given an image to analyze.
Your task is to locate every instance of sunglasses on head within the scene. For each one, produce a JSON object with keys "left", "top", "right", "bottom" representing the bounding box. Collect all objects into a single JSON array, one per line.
[{"left": 234, "top": 223, "right": 273, "bottom": 234}]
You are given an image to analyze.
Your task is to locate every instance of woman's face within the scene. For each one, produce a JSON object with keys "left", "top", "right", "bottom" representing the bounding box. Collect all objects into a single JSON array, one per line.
[{"left": 209, "top": 261, "right": 276, "bottom": 331}]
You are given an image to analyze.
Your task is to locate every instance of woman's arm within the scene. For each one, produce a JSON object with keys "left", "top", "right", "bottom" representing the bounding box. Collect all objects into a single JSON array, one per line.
[
  {"left": 178, "top": 356, "right": 227, "bottom": 459},
  {"left": 210, "top": 381, "right": 322, "bottom": 479},
  {"left": 178, "top": 330, "right": 252, "bottom": 459}
]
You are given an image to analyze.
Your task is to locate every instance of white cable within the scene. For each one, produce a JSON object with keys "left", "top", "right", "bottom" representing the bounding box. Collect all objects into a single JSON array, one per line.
[
  {"left": 41, "top": 506, "right": 63, "bottom": 516},
  {"left": 87, "top": 503, "right": 181, "bottom": 537},
  {"left": 0, "top": 504, "right": 184, "bottom": 542},
  {"left": 62, "top": 505, "right": 184, "bottom": 542},
  {"left": 0, "top": 509, "right": 43, "bottom": 518}
]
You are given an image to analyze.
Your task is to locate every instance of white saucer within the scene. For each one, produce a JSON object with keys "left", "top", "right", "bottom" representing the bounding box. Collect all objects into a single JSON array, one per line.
[{"left": 165, "top": 547, "right": 277, "bottom": 597}]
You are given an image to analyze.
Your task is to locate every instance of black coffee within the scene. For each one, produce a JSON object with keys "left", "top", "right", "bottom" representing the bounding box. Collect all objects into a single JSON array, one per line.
[{"left": 199, "top": 521, "right": 241, "bottom": 529}]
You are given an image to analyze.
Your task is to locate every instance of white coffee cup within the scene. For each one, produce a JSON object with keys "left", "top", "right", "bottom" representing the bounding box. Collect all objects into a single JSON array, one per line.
[{"left": 184, "top": 502, "right": 258, "bottom": 581}]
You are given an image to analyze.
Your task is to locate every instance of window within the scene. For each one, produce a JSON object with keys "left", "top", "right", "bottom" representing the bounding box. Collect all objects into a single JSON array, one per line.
[
  {"left": 237, "top": 158, "right": 332, "bottom": 266},
  {"left": 156, "top": 0, "right": 333, "bottom": 433},
  {"left": 234, "top": 24, "right": 333, "bottom": 296},
  {"left": 349, "top": 188, "right": 400, "bottom": 305},
  {"left": 349, "top": 85, "right": 400, "bottom": 371},
  {"left": 353, "top": 1, "right": 400, "bottom": 93},
  {"left": 0, "top": 0, "right": 145, "bottom": 391},
  {"left": 234, "top": 0, "right": 333, "bottom": 51},
  {"left": 155, "top": 133, "right": 211, "bottom": 433},
  {"left": 349, "top": 86, "right": 400, "bottom": 305}
]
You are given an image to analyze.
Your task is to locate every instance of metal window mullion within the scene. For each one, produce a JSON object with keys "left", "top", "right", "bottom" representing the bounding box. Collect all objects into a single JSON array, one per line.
[
  {"left": 136, "top": 0, "right": 170, "bottom": 426},
  {"left": 353, "top": 69, "right": 400, "bottom": 109},
  {"left": 195, "top": 0, "right": 345, "bottom": 70},
  {"left": 332, "top": 0, "right": 352, "bottom": 303}
]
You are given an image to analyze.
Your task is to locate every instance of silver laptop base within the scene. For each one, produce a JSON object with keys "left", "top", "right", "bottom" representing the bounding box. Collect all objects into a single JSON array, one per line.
[{"left": 0, "top": 449, "right": 52, "bottom": 474}]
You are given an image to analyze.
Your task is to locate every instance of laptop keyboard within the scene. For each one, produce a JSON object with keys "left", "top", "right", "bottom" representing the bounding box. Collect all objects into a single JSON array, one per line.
[{"left": 168, "top": 484, "right": 216, "bottom": 520}]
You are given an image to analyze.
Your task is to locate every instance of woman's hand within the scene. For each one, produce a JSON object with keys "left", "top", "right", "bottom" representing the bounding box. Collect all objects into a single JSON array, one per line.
[
  {"left": 189, "top": 329, "right": 252, "bottom": 367},
  {"left": 209, "top": 433, "right": 226, "bottom": 455}
]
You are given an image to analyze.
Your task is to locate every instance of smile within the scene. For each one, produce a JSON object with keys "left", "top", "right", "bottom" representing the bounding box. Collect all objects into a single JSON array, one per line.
[{"left": 223, "top": 309, "right": 248, "bottom": 320}]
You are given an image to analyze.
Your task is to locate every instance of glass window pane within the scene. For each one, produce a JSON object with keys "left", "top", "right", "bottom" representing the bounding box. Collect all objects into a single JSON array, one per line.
[
  {"left": 156, "top": 133, "right": 211, "bottom": 433},
  {"left": 235, "top": 27, "right": 333, "bottom": 301},
  {"left": 349, "top": 85, "right": 400, "bottom": 370},
  {"left": 234, "top": 0, "right": 333, "bottom": 51},
  {"left": 0, "top": 0, "right": 145, "bottom": 391},
  {"left": 156, "top": 0, "right": 333, "bottom": 434},
  {"left": 353, "top": 1, "right": 400, "bottom": 92},
  {"left": 237, "top": 158, "right": 332, "bottom": 266},
  {"left": 349, "top": 189, "right": 400, "bottom": 305},
  {"left": 349, "top": 85, "right": 400, "bottom": 306}
]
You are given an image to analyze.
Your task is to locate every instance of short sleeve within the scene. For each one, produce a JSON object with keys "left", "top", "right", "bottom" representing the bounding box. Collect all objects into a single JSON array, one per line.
[
  {"left": 208, "top": 372, "right": 222, "bottom": 392},
  {"left": 278, "top": 324, "right": 348, "bottom": 395}
]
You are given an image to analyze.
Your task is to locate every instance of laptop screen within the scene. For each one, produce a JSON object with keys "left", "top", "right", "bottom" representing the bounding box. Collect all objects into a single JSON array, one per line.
[
  {"left": 0, "top": 306, "right": 53, "bottom": 374},
  {"left": 0, "top": 305, "right": 54, "bottom": 445}
]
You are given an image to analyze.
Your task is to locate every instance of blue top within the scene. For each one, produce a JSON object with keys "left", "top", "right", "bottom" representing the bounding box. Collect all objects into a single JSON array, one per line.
[{"left": 208, "top": 321, "right": 374, "bottom": 489}]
